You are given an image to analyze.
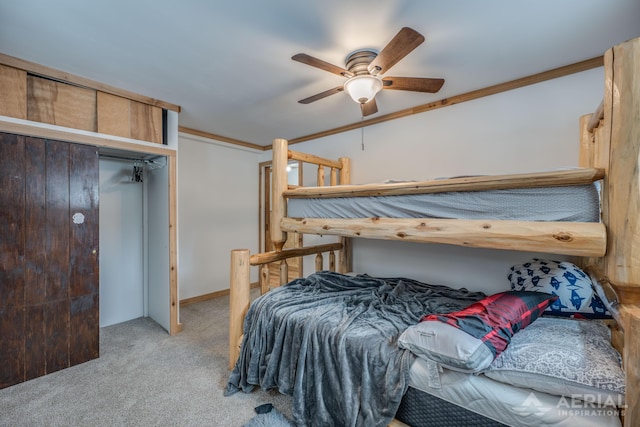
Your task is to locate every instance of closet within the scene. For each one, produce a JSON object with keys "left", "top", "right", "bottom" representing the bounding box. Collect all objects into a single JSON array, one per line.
[
  {"left": 98, "top": 150, "right": 172, "bottom": 330},
  {"left": 0, "top": 54, "right": 179, "bottom": 389}
]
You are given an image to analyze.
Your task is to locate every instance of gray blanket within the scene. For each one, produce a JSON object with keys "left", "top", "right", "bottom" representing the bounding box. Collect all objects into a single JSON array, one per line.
[{"left": 225, "top": 271, "right": 485, "bottom": 427}]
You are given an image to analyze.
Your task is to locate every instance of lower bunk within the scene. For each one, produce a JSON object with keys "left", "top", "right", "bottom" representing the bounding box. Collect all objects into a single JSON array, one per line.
[{"left": 225, "top": 267, "right": 624, "bottom": 427}]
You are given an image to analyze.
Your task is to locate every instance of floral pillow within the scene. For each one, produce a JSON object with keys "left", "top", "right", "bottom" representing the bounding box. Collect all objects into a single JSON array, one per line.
[
  {"left": 508, "top": 258, "right": 611, "bottom": 319},
  {"left": 484, "top": 317, "right": 625, "bottom": 405}
]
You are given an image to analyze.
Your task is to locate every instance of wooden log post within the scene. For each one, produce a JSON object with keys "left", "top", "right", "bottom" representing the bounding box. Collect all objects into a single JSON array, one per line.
[
  {"left": 315, "top": 253, "right": 323, "bottom": 272},
  {"left": 339, "top": 236, "right": 353, "bottom": 274},
  {"left": 330, "top": 168, "right": 337, "bottom": 186},
  {"left": 338, "top": 158, "right": 353, "bottom": 274},
  {"left": 602, "top": 37, "right": 640, "bottom": 292},
  {"left": 317, "top": 165, "right": 325, "bottom": 187},
  {"left": 329, "top": 251, "right": 336, "bottom": 272},
  {"left": 259, "top": 264, "right": 269, "bottom": 295},
  {"left": 229, "top": 249, "right": 251, "bottom": 369},
  {"left": 621, "top": 305, "right": 640, "bottom": 424},
  {"left": 600, "top": 37, "right": 640, "bottom": 427},
  {"left": 279, "top": 259, "right": 288, "bottom": 286},
  {"left": 271, "top": 138, "right": 288, "bottom": 252},
  {"left": 339, "top": 157, "right": 351, "bottom": 185}
]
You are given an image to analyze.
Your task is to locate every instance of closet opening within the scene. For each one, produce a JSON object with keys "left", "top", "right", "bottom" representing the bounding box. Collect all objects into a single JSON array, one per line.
[{"left": 98, "top": 147, "right": 171, "bottom": 333}]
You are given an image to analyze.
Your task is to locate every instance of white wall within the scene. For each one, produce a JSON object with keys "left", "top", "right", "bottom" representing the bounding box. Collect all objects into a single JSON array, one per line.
[
  {"left": 99, "top": 158, "right": 144, "bottom": 327},
  {"left": 177, "top": 134, "right": 261, "bottom": 300},
  {"left": 259, "top": 68, "right": 604, "bottom": 295}
]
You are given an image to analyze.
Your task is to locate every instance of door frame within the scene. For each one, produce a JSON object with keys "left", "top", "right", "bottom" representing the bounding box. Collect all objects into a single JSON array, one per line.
[{"left": 259, "top": 159, "right": 303, "bottom": 283}]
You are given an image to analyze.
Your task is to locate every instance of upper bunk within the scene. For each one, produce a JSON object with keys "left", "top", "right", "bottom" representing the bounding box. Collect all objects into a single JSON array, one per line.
[{"left": 275, "top": 152, "right": 606, "bottom": 257}]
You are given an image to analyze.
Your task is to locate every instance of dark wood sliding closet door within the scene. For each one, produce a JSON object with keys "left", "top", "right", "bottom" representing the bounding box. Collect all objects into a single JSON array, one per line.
[{"left": 0, "top": 132, "right": 99, "bottom": 389}]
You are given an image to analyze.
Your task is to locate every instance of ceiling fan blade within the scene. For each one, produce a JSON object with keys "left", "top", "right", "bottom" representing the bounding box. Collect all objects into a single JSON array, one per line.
[
  {"left": 368, "top": 27, "right": 425, "bottom": 75},
  {"left": 292, "top": 53, "right": 353, "bottom": 77},
  {"left": 298, "top": 86, "right": 344, "bottom": 104},
  {"left": 360, "top": 98, "right": 378, "bottom": 116},
  {"left": 382, "top": 77, "right": 445, "bottom": 93}
]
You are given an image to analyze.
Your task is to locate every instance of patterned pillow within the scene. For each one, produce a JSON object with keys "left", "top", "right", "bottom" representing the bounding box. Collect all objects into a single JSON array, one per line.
[
  {"left": 508, "top": 258, "right": 611, "bottom": 319},
  {"left": 403, "top": 291, "right": 556, "bottom": 372},
  {"left": 484, "top": 317, "right": 625, "bottom": 405}
]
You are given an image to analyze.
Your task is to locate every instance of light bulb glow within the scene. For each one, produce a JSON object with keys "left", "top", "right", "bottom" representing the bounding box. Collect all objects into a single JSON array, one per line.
[{"left": 343, "top": 75, "right": 383, "bottom": 104}]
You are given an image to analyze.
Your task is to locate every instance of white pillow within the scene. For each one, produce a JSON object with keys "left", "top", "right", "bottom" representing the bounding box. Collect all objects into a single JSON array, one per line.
[{"left": 398, "top": 321, "right": 494, "bottom": 373}]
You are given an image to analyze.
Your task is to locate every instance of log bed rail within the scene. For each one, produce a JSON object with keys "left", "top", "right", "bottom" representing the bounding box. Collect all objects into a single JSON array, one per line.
[
  {"left": 283, "top": 167, "right": 605, "bottom": 198},
  {"left": 229, "top": 36, "right": 640, "bottom": 426}
]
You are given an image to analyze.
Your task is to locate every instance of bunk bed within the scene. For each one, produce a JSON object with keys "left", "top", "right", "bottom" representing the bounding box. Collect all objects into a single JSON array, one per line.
[{"left": 226, "top": 36, "right": 640, "bottom": 427}]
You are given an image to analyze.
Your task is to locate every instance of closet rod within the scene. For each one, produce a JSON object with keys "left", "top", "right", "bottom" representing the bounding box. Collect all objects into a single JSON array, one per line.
[{"left": 99, "top": 153, "right": 164, "bottom": 163}]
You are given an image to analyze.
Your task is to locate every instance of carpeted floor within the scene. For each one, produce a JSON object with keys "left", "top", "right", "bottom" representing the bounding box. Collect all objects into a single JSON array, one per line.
[{"left": 0, "top": 293, "right": 293, "bottom": 427}]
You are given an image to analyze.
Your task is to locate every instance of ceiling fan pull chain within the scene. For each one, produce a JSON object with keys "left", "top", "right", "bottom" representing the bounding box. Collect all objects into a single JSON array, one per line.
[{"left": 361, "top": 119, "right": 365, "bottom": 151}]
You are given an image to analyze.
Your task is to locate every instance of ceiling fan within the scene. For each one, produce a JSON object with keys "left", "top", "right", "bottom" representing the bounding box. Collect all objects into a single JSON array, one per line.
[{"left": 292, "top": 27, "right": 445, "bottom": 117}]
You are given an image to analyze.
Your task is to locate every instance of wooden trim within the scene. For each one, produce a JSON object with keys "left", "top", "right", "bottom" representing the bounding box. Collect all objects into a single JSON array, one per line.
[
  {"left": 0, "top": 64, "right": 27, "bottom": 119},
  {"left": 179, "top": 126, "right": 265, "bottom": 151},
  {"left": 0, "top": 116, "right": 176, "bottom": 157},
  {"left": 281, "top": 217, "right": 606, "bottom": 257},
  {"left": 0, "top": 52, "right": 181, "bottom": 112},
  {"left": 258, "top": 163, "right": 264, "bottom": 253},
  {"left": 168, "top": 155, "right": 181, "bottom": 335},
  {"left": 181, "top": 289, "right": 230, "bottom": 306},
  {"left": 27, "top": 75, "right": 97, "bottom": 132},
  {"left": 180, "top": 282, "right": 259, "bottom": 306},
  {"left": 284, "top": 168, "right": 604, "bottom": 199},
  {"left": 288, "top": 56, "right": 604, "bottom": 146}
]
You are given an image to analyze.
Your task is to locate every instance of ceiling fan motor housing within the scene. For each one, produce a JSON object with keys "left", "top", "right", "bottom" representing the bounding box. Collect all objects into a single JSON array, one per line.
[{"left": 345, "top": 49, "right": 379, "bottom": 75}]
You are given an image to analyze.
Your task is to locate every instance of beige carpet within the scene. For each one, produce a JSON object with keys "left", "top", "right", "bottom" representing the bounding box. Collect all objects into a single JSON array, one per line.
[{"left": 0, "top": 294, "right": 293, "bottom": 427}]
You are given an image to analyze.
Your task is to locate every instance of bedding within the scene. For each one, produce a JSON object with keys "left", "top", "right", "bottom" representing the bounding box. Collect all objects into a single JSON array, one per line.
[
  {"left": 287, "top": 184, "right": 600, "bottom": 222},
  {"left": 398, "top": 291, "right": 556, "bottom": 372},
  {"left": 484, "top": 317, "right": 625, "bottom": 404},
  {"left": 225, "top": 271, "right": 485, "bottom": 427},
  {"left": 508, "top": 258, "right": 611, "bottom": 319}
]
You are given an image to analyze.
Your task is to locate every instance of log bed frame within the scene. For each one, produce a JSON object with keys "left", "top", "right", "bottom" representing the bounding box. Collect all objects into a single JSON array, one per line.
[{"left": 229, "top": 36, "right": 640, "bottom": 426}]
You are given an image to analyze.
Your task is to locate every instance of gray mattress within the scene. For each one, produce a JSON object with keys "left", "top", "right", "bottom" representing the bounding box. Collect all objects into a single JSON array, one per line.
[{"left": 287, "top": 184, "right": 601, "bottom": 222}]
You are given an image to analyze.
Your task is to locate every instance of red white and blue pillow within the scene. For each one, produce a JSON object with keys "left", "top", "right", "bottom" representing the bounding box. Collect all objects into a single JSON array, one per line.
[
  {"left": 399, "top": 291, "right": 557, "bottom": 372},
  {"left": 508, "top": 258, "right": 611, "bottom": 319}
]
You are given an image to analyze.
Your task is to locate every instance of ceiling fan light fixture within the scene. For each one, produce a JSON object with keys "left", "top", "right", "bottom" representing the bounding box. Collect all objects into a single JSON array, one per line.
[{"left": 343, "top": 75, "right": 383, "bottom": 104}]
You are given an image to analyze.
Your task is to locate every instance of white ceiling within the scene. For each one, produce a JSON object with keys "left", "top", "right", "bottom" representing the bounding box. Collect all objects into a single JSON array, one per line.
[{"left": 1, "top": 0, "right": 638, "bottom": 147}]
